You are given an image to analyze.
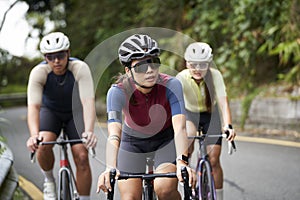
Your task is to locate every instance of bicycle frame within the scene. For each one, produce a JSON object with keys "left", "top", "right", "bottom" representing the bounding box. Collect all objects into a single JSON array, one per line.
[
  {"left": 187, "top": 131, "right": 236, "bottom": 200},
  {"left": 196, "top": 134, "right": 216, "bottom": 200},
  {"left": 56, "top": 133, "right": 80, "bottom": 200},
  {"left": 31, "top": 132, "right": 86, "bottom": 200}
]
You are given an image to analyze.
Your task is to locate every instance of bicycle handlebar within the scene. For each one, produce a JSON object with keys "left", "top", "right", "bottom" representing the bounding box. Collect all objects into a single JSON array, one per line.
[
  {"left": 30, "top": 138, "right": 96, "bottom": 163},
  {"left": 107, "top": 169, "right": 177, "bottom": 200},
  {"left": 188, "top": 131, "right": 237, "bottom": 155},
  {"left": 107, "top": 169, "right": 116, "bottom": 200},
  {"left": 181, "top": 166, "right": 194, "bottom": 200},
  {"left": 117, "top": 172, "right": 177, "bottom": 180}
]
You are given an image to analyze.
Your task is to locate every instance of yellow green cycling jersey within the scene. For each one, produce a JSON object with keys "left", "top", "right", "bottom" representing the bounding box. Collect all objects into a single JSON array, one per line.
[{"left": 176, "top": 68, "right": 227, "bottom": 112}]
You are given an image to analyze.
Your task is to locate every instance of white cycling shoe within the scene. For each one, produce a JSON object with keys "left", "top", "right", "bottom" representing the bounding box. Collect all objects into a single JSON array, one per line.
[{"left": 43, "top": 182, "right": 57, "bottom": 200}]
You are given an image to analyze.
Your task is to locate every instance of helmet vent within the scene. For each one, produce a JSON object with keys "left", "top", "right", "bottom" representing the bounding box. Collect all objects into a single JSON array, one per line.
[
  {"left": 132, "top": 39, "right": 142, "bottom": 48},
  {"left": 143, "top": 35, "right": 148, "bottom": 47},
  {"left": 118, "top": 34, "right": 160, "bottom": 63},
  {"left": 184, "top": 42, "right": 213, "bottom": 62},
  {"left": 124, "top": 42, "right": 137, "bottom": 51}
]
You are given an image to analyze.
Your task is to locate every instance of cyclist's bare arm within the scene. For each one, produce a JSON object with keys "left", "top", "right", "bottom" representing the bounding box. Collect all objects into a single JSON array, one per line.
[
  {"left": 26, "top": 65, "right": 47, "bottom": 152},
  {"left": 74, "top": 62, "right": 97, "bottom": 148},
  {"left": 26, "top": 104, "right": 41, "bottom": 153},
  {"left": 217, "top": 96, "right": 236, "bottom": 141},
  {"left": 97, "top": 122, "right": 122, "bottom": 193},
  {"left": 172, "top": 114, "right": 196, "bottom": 188},
  {"left": 106, "top": 122, "right": 121, "bottom": 168},
  {"left": 81, "top": 98, "right": 97, "bottom": 148}
]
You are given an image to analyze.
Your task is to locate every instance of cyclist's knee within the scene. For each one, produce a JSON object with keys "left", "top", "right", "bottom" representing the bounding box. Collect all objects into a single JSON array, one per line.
[
  {"left": 155, "top": 180, "right": 178, "bottom": 199},
  {"left": 74, "top": 151, "right": 89, "bottom": 168},
  {"left": 119, "top": 185, "right": 142, "bottom": 200},
  {"left": 210, "top": 156, "right": 221, "bottom": 169},
  {"left": 155, "top": 187, "right": 172, "bottom": 198},
  {"left": 121, "top": 193, "right": 141, "bottom": 200},
  {"left": 38, "top": 144, "right": 53, "bottom": 153},
  {"left": 155, "top": 187, "right": 180, "bottom": 200}
]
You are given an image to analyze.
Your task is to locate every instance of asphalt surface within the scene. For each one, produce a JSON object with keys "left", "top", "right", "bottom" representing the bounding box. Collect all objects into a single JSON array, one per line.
[{"left": 1, "top": 106, "right": 300, "bottom": 200}]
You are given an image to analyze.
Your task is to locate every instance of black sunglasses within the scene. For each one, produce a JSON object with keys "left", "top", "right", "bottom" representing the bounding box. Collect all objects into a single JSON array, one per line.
[
  {"left": 45, "top": 51, "right": 68, "bottom": 62},
  {"left": 131, "top": 57, "right": 161, "bottom": 73}
]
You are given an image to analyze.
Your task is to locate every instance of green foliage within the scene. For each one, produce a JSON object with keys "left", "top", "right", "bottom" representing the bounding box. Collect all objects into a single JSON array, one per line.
[
  {"left": 183, "top": 0, "right": 299, "bottom": 92},
  {"left": 240, "top": 88, "right": 261, "bottom": 129},
  {"left": 0, "top": 136, "right": 6, "bottom": 155},
  {"left": 1, "top": 0, "right": 299, "bottom": 105},
  {"left": 0, "top": 49, "right": 38, "bottom": 94},
  {"left": 0, "top": 107, "right": 8, "bottom": 155}
]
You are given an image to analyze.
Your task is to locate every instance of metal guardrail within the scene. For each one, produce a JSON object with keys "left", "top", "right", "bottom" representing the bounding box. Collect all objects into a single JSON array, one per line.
[
  {"left": 0, "top": 141, "right": 18, "bottom": 199},
  {"left": 0, "top": 93, "right": 27, "bottom": 103}
]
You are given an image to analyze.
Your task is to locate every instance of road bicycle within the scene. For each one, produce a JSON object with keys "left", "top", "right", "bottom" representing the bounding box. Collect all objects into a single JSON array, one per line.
[
  {"left": 30, "top": 131, "right": 95, "bottom": 200},
  {"left": 183, "top": 128, "right": 237, "bottom": 200},
  {"left": 107, "top": 155, "right": 190, "bottom": 200}
]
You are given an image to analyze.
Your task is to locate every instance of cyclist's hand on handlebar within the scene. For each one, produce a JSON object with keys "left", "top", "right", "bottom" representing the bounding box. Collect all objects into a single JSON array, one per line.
[
  {"left": 26, "top": 135, "right": 42, "bottom": 153},
  {"left": 224, "top": 127, "right": 236, "bottom": 142},
  {"left": 176, "top": 163, "right": 196, "bottom": 189},
  {"left": 96, "top": 168, "right": 119, "bottom": 194},
  {"left": 82, "top": 131, "right": 97, "bottom": 148}
]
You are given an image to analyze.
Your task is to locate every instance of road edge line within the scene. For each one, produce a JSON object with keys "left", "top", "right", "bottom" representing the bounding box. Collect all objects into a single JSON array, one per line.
[
  {"left": 18, "top": 175, "right": 43, "bottom": 200},
  {"left": 236, "top": 135, "right": 300, "bottom": 148}
]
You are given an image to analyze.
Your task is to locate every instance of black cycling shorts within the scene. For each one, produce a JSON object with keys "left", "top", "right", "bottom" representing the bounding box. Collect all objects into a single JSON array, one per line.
[
  {"left": 39, "top": 106, "right": 84, "bottom": 144},
  {"left": 185, "top": 109, "right": 222, "bottom": 146},
  {"left": 117, "top": 126, "right": 176, "bottom": 174}
]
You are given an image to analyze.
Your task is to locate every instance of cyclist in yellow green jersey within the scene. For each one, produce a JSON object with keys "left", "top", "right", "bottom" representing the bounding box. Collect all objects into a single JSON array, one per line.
[{"left": 176, "top": 42, "right": 236, "bottom": 200}]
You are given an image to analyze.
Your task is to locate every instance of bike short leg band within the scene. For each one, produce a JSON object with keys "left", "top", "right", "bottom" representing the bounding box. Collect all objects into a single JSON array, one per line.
[{"left": 216, "top": 188, "right": 223, "bottom": 200}]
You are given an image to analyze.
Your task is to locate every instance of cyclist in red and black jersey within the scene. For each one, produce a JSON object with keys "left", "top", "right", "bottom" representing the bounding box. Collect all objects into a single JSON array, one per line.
[{"left": 97, "top": 34, "right": 195, "bottom": 199}]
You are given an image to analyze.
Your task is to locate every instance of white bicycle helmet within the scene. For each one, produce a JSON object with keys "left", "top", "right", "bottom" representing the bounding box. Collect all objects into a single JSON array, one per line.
[
  {"left": 118, "top": 34, "right": 160, "bottom": 64},
  {"left": 184, "top": 42, "right": 213, "bottom": 62},
  {"left": 40, "top": 32, "right": 70, "bottom": 54}
]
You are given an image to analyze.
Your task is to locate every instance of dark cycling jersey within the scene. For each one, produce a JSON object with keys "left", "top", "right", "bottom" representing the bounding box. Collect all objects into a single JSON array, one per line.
[
  {"left": 27, "top": 58, "right": 94, "bottom": 112},
  {"left": 107, "top": 73, "right": 186, "bottom": 136}
]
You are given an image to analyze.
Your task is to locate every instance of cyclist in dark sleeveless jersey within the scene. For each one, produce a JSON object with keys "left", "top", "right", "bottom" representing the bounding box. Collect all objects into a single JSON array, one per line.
[{"left": 26, "top": 32, "right": 97, "bottom": 200}]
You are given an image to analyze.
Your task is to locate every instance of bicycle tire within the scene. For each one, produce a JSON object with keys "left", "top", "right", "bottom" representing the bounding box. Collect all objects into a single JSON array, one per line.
[
  {"left": 60, "top": 170, "right": 71, "bottom": 200},
  {"left": 198, "top": 161, "right": 216, "bottom": 200},
  {"left": 143, "top": 183, "right": 156, "bottom": 200}
]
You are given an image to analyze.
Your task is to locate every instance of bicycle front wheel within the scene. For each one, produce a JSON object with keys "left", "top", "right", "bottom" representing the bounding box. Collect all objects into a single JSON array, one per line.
[
  {"left": 143, "top": 183, "right": 157, "bottom": 200},
  {"left": 198, "top": 161, "right": 216, "bottom": 200},
  {"left": 60, "top": 170, "right": 71, "bottom": 200}
]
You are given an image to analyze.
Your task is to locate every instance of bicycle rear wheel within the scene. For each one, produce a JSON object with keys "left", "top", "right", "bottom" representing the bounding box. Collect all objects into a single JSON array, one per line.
[{"left": 198, "top": 161, "right": 216, "bottom": 200}]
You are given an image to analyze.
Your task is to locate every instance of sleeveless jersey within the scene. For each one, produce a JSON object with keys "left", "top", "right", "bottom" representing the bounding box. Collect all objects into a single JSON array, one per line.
[{"left": 27, "top": 58, "right": 94, "bottom": 112}]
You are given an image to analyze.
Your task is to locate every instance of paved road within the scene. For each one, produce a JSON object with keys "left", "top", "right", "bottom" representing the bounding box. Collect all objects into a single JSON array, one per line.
[{"left": 1, "top": 106, "right": 300, "bottom": 199}]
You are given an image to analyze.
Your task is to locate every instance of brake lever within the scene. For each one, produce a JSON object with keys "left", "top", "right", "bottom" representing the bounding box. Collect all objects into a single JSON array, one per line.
[
  {"left": 81, "top": 138, "right": 96, "bottom": 158},
  {"left": 30, "top": 137, "right": 43, "bottom": 163},
  {"left": 224, "top": 131, "right": 237, "bottom": 155},
  {"left": 107, "top": 169, "right": 116, "bottom": 200}
]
